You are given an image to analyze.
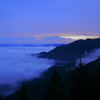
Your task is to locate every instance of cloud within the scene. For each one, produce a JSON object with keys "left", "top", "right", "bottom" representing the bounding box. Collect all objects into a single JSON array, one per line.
[
  {"left": 79, "top": 34, "right": 92, "bottom": 36},
  {"left": 0, "top": 46, "right": 55, "bottom": 95},
  {"left": 0, "top": 46, "right": 55, "bottom": 85},
  {"left": 0, "top": 36, "right": 73, "bottom": 44},
  {"left": 76, "top": 48, "right": 100, "bottom": 66},
  {"left": 40, "top": 35, "right": 65, "bottom": 40}
]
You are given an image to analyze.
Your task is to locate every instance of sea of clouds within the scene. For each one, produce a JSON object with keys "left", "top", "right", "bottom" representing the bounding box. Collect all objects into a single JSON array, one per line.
[{"left": 0, "top": 46, "right": 55, "bottom": 96}]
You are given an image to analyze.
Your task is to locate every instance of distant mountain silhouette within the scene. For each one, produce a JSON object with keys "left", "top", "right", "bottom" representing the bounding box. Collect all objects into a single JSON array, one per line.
[
  {"left": 38, "top": 38, "right": 100, "bottom": 61},
  {"left": 0, "top": 43, "right": 66, "bottom": 47}
]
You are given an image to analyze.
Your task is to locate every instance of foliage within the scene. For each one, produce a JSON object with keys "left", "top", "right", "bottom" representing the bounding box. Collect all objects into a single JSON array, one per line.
[
  {"left": 18, "top": 83, "right": 29, "bottom": 100},
  {"left": 42, "top": 67, "right": 66, "bottom": 100},
  {"left": 67, "top": 60, "right": 100, "bottom": 100}
]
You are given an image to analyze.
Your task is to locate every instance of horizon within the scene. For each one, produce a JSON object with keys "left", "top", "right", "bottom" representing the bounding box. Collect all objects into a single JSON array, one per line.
[{"left": 0, "top": 36, "right": 100, "bottom": 44}]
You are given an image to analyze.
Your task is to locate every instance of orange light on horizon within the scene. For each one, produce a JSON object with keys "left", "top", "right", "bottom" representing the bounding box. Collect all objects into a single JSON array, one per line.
[{"left": 61, "top": 35, "right": 100, "bottom": 40}]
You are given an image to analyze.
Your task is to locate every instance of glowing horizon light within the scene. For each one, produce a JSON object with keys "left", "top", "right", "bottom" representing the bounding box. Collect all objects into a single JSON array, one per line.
[{"left": 61, "top": 35, "right": 100, "bottom": 40}]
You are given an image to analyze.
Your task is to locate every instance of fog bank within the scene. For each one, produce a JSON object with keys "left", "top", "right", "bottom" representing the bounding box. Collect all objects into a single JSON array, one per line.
[
  {"left": 0, "top": 46, "right": 55, "bottom": 95},
  {"left": 76, "top": 48, "right": 100, "bottom": 66}
]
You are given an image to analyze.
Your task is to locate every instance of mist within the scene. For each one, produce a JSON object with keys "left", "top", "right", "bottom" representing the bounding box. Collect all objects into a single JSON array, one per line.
[
  {"left": 0, "top": 46, "right": 55, "bottom": 95},
  {"left": 76, "top": 48, "right": 100, "bottom": 66}
]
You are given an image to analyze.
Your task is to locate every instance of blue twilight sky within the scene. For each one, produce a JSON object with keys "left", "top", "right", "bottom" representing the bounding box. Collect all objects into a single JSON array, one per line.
[{"left": 0, "top": 0, "right": 100, "bottom": 43}]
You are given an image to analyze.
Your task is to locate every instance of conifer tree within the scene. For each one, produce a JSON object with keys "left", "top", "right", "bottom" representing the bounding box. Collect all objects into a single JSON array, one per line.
[
  {"left": 92, "top": 66, "right": 100, "bottom": 99},
  {"left": 19, "top": 83, "right": 28, "bottom": 100},
  {"left": 42, "top": 67, "right": 66, "bottom": 100},
  {"left": 67, "top": 59, "right": 92, "bottom": 100}
]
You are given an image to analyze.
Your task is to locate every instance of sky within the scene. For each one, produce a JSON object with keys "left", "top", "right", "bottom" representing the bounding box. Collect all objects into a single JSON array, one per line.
[{"left": 0, "top": 0, "right": 100, "bottom": 43}]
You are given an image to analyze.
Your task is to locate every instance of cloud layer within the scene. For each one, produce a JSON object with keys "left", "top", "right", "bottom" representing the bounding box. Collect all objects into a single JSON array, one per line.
[{"left": 0, "top": 46, "right": 55, "bottom": 86}]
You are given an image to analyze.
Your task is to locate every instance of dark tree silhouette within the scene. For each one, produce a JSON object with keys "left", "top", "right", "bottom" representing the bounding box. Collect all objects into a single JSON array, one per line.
[
  {"left": 19, "top": 83, "right": 28, "bottom": 100},
  {"left": 92, "top": 66, "right": 100, "bottom": 99},
  {"left": 42, "top": 67, "right": 66, "bottom": 100},
  {"left": 67, "top": 59, "right": 96, "bottom": 100}
]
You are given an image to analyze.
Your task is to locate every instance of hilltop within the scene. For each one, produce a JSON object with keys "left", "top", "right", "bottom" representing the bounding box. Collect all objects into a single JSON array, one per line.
[{"left": 38, "top": 38, "right": 100, "bottom": 61}]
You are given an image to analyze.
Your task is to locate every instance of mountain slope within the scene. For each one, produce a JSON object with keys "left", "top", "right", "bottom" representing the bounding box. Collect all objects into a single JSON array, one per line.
[
  {"left": 4, "top": 58, "right": 100, "bottom": 100},
  {"left": 38, "top": 38, "right": 100, "bottom": 61}
]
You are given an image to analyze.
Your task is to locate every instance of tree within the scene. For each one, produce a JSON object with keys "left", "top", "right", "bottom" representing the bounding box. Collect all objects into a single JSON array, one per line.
[
  {"left": 92, "top": 66, "right": 100, "bottom": 99},
  {"left": 19, "top": 83, "right": 28, "bottom": 100},
  {"left": 67, "top": 59, "right": 94, "bottom": 100},
  {"left": 42, "top": 67, "right": 66, "bottom": 100}
]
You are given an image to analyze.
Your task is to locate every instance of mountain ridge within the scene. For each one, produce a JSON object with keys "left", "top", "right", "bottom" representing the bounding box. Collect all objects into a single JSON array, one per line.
[{"left": 38, "top": 38, "right": 100, "bottom": 61}]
